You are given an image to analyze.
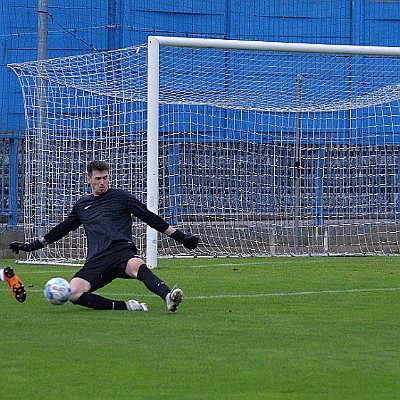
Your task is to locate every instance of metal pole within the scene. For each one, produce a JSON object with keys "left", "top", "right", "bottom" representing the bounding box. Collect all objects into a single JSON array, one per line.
[
  {"left": 293, "top": 74, "right": 303, "bottom": 254},
  {"left": 107, "top": 0, "right": 117, "bottom": 50},
  {"left": 8, "top": 137, "right": 19, "bottom": 226},
  {"left": 37, "top": 0, "right": 48, "bottom": 256}
]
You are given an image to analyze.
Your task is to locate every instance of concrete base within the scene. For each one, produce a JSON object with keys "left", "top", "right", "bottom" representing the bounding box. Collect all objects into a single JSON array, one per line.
[{"left": 0, "top": 226, "right": 24, "bottom": 259}]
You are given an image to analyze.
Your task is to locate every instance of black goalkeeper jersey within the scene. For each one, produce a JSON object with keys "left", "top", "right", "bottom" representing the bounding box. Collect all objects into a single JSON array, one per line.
[{"left": 43, "top": 188, "right": 169, "bottom": 261}]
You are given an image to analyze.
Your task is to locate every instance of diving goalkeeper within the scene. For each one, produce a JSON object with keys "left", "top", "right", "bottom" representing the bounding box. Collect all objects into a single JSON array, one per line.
[{"left": 9, "top": 160, "right": 199, "bottom": 312}]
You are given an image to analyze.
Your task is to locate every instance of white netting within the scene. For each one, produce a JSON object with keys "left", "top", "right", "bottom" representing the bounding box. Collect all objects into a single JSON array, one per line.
[{"left": 8, "top": 40, "right": 400, "bottom": 262}]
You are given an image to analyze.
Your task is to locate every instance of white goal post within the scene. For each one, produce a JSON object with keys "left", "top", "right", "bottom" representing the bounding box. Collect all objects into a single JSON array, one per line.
[{"left": 8, "top": 37, "right": 400, "bottom": 266}]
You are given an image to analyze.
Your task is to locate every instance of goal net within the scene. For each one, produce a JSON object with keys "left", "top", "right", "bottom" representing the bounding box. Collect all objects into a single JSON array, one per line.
[{"left": 8, "top": 38, "right": 400, "bottom": 265}]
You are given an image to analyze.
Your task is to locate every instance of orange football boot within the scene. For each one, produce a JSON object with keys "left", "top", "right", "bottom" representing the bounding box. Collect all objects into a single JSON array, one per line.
[{"left": 3, "top": 266, "right": 27, "bottom": 303}]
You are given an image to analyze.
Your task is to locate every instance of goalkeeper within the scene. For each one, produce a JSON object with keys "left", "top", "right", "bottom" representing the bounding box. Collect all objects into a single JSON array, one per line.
[{"left": 9, "top": 160, "right": 199, "bottom": 312}]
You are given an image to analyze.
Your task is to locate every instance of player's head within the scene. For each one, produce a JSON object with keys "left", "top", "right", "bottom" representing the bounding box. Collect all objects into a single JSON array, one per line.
[
  {"left": 87, "top": 160, "right": 110, "bottom": 196},
  {"left": 87, "top": 160, "right": 109, "bottom": 176}
]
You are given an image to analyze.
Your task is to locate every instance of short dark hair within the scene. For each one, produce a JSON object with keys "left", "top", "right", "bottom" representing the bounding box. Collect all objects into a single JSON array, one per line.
[{"left": 87, "top": 160, "right": 109, "bottom": 176}]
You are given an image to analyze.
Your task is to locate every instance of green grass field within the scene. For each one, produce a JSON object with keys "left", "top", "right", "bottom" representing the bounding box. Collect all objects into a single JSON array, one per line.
[{"left": 1, "top": 256, "right": 399, "bottom": 399}]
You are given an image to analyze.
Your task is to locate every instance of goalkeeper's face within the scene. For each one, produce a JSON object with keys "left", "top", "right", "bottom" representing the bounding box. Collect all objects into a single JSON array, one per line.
[{"left": 87, "top": 169, "right": 110, "bottom": 196}]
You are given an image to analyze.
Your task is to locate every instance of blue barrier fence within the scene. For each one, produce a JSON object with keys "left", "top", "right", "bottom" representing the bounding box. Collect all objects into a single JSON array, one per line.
[{"left": 2, "top": 132, "right": 400, "bottom": 229}]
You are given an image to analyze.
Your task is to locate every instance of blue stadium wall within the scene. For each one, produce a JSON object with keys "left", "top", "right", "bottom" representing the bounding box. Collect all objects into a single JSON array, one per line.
[{"left": 1, "top": 0, "right": 400, "bottom": 134}]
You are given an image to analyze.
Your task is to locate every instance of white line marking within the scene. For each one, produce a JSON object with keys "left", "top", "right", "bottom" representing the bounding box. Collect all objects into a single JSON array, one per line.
[
  {"left": 16, "top": 259, "right": 331, "bottom": 271},
  {"left": 1, "top": 287, "right": 399, "bottom": 299},
  {"left": 15, "top": 270, "right": 74, "bottom": 274},
  {"left": 189, "top": 287, "right": 400, "bottom": 299}
]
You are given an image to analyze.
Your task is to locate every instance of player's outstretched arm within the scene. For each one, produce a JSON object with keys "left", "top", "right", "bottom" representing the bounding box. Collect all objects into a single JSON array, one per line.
[
  {"left": 127, "top": 194, "right": 200, "bottom": 250},
  {"left": 9, "top": 213, "right": 81, "bottom": 254},
  {"left": 9, "top": 239, "right": 45, "bottom": 254},
  {"left": 169, "top": 229, "right": 199, "bottom": 250}
]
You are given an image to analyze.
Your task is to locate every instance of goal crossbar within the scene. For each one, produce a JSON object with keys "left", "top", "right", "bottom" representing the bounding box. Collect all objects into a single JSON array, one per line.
[{"left": 149, "top": 36, "right": 400, "bottom": 56}]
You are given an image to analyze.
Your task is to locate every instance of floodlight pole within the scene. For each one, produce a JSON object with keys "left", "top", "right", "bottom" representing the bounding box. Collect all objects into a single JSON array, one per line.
[{"left": 38, "top": 0, "right": 48, "bottom": 62}]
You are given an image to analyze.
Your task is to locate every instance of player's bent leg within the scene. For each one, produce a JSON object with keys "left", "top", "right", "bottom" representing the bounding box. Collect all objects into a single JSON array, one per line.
[
  {"left": 128, "top": 259, "right": 171, "bottom": 300},
  {"left": 3, "top": 266, "right": 27, "bottom": 303},
  {"left": 69, "top": 276, "right": 146, "bottom": 311},
  {"left": 126, "top": 258, "right": 184, "bottom": 312},
  {"left": 73, "top": 292, "right": 147, "bottom": 310}
]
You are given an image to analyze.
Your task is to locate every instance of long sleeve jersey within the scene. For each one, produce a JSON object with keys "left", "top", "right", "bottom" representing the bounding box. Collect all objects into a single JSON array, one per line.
[{"left": 43, "top": 188, "right": 169, "bottom": 261}]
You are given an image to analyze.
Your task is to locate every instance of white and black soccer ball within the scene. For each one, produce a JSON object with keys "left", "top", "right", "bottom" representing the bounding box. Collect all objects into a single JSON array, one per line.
[{"left": 44, "top": 277, "right": 71, "bottom": 305}]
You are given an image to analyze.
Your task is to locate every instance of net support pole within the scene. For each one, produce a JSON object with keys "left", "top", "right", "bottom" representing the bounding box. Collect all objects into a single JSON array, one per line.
[
  {"left": 146, "top": 37, "right": 160, "bottom": 268},
  {"left": 293, "top": 74, "right": 302, "bottom": 254},
  {"left": 37, "top": 0, "right": 48, "bottom": 258}
]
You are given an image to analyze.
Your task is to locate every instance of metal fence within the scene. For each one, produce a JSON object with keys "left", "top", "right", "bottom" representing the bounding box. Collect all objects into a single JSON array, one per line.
[{"left": 0, "top": 133, "right": 24, "bottom": 226}]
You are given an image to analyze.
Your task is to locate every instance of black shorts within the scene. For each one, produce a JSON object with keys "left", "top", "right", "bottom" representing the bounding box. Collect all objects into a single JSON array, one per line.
[{"left": 72, "top": 246, "right": 142, "bottom": 292}]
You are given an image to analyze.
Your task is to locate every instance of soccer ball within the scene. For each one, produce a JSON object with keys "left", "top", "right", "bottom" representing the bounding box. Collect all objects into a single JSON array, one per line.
[{"left": 44, "top": 277, "right": 71, "bottom": 305}]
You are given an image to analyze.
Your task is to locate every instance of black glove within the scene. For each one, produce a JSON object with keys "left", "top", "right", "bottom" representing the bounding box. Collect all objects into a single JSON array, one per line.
[
  {"left": 9, "top": 240, "right": 44, "bottom": 254},
  {"left": 170, "top": 230, "right": 199, "bottom": 250}
]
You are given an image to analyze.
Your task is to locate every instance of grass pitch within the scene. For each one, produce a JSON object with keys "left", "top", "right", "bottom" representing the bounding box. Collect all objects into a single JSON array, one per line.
[{"left": 1, "top": 256, "right": 399, "bottom": 399}]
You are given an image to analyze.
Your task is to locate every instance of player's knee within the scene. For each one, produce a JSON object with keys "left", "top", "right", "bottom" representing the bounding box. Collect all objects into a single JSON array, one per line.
[
  {"left": 69, "top": 277, "right": 91, "bottom": 302},
  {"left": 125, "top": 257, "right": 143, "bottom": 278}
]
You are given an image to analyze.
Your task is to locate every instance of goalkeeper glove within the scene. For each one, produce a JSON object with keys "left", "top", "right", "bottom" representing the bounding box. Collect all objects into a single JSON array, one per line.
[
  {"left": 9, "top": 240, "right": 44, "bottom": 254},
  {"left": 170, "top": 230, "right": 199, "bottom": 250}
]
